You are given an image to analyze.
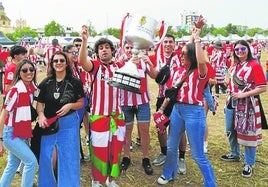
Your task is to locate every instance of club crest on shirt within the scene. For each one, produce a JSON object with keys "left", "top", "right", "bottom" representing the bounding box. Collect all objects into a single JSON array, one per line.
[{"left": 4, "top": 97, "right": 12, "bottom": 105}]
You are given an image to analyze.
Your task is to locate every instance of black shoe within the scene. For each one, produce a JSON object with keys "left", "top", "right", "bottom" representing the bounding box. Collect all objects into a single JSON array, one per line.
[
  {"left": 120, "top": 157, "right": 131, "bottom": 171},
  {"left": 136, "top": 137, "right": 141, "bottom": 146},
  {"left": 221, "top": 154, "right": 240, "bottom": 162},
  {"left": 142, "top": 158, "right": 153, "bottom": 175}
]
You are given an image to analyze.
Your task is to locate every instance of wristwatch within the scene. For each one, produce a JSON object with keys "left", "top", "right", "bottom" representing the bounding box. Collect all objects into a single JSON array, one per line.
[{"left": 0, "top": 137, "right": 3, "bottom": 141}]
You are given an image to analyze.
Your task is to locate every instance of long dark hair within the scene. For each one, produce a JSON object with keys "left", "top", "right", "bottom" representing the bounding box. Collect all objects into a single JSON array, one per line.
[
  {"left": 185, "top": 43, "right": 198, "bottom": 70},
  {"left": 233, "top": 40, "right": 254, "bottom": 62},
  {"left": 49, "top": 51, "right": 73, "bottom": 80},
  {"left": 12, "top": 59, "right": 37, "bottom": 86}
]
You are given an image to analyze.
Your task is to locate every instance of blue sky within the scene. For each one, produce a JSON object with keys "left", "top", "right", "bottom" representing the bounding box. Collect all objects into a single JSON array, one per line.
[{"left": 2, "top": 0, "right": 267, "bottom": 32}]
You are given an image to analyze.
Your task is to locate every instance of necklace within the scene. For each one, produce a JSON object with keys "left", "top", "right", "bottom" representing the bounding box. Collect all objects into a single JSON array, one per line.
[{"left": 54, "top": 80, "right": 63, "bottom": 99}]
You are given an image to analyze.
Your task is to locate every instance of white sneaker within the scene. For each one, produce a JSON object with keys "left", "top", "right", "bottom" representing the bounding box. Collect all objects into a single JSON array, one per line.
[
  {"left": 92, "top": 180, "right": 103, "bottom": 187},
  {"left": 157, "top": 175, "right": 172, "bottom": 185},
  {"left": 204, "top": 141, "right": 208, "bottom": 153},
  {"left": 106, "top": 180, "right": 119, "bottom": 187},
  {"left": 177, "top": 158, "right": 186, "bottom": 174},
  {"left": 152, "top": 153, "right": 166, "bottom": 166}
]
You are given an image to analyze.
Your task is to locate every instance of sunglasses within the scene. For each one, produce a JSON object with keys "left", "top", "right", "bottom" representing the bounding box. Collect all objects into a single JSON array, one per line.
[
  {"left": 125, "top": 46, "right": 133, "bottom": 49},
  {"left": 21, "top": 67, "right": 35, "bottom": 73},
  {"left": 75, "top": 44, "right": 81, "bottom": 47},
  {"left": 180, "top": 51, "right": 186, "bottom": 57},
  {"left": 234, "top": 46, "right": 247, "bottom": 52},
  {"left": 53, "top": 59, "right": 66, "bottom": 63},
  {"left": 69, "top": 51, "right": 79, "bottom": 56}
]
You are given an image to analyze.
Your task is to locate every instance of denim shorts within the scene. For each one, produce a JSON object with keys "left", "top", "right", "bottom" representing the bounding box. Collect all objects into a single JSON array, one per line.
[{"left": 121, "top": 103, "right": 151, "bottom": 125}]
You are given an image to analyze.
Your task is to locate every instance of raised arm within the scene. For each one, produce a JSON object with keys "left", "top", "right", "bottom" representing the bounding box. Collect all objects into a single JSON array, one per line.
[
  {"left": 193, "top": 16, "right": 207, "bottom": 77},
  {"left": 79, "top": 25, "right": 93, "bottom": 72}
]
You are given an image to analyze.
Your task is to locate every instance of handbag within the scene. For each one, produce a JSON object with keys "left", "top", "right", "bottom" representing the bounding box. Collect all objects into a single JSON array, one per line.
[{"left": 155, "top": 53, "right": 173, "bottom": 85}]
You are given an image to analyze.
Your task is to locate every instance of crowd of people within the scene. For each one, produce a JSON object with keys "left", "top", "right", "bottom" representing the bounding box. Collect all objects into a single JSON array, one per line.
[{"left": 0, "top": 14, "right": 267, "bottom": 187}]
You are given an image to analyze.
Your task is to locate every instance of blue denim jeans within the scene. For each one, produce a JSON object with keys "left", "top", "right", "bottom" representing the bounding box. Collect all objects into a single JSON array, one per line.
[
  {"left": 0, "top": 126, "right": 37, "bottom": 187},
  {"left": 162, "top": 103, "right": 216, "bottom": 187},
  {"left": 225, "top": 107, "right": 240, "bottom": 156},
  {"left": 38, "top": 112, "right": 80, "bottom": 187}
]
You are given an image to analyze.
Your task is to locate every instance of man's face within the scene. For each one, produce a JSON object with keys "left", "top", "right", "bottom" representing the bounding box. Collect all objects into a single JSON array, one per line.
[
  {"left": 98, "top": 43, "right": 113, "bottom": 63},
  {"left": 162, "top": 37, "right": 175, "bottom": 54},
  {"left": 74, "top": 42, "right": 82, "bottom": 51}
]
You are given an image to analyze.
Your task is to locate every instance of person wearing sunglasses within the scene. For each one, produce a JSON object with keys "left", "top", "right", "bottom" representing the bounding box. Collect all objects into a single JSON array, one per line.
[
  {"left": 34, "top": 51, "right": 84, "bottom": 186},
  {"left": 43, "top": 38, "right": 62, "bottom": 76},
  {"left": 156, "top": 16, "right": 217, "bottom": 186},
  {"left": 0, "top": 59, "right": 38, "bottom": 187},
  {"left": 116, "top": 41, "right": 158, "bottom": 176},
  {"left": 149, "top": 34, "right": 188, "bottom": 175},
  {"left": 63, "top": 44, "right": 91, "bottom": 161},
  {"left": 79, "top": 25, "right": 126, "bottom": 187},
  {"left": 221, "top": 40, "right": 267, "bottom": 178}
]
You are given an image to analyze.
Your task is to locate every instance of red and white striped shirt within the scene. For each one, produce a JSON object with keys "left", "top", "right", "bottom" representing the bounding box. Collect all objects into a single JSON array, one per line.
[
  {"left": 150, "top": 50, "right": 181, "bottom": 98},
  {"left": 168, "top": 65, "right": 213, "bottom": 106},
  {"left": 43, "top": 46, "right": 62, "bottom": 74},
  {"left": 228, "top": 60, "right": 266, "bottom": 93},
  {"left": 120, "top": 59, "right": 150, "bottom": 106},
  {"left": 89, "top": 60, "right": 121, "bottom": 115}
]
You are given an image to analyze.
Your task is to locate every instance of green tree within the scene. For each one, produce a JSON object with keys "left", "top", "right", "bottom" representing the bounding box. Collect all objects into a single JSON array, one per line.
[
  {"left": 107, "top": 28, "right": 120, "bottom": 39},
  {"left": 11, "top": 27, "right": 38, "bottom": 41},
  {"left": 44, "top": 20, "right": 65, "bottom": 36}
]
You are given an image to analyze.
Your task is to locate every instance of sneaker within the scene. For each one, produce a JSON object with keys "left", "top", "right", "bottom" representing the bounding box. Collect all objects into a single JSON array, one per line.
[
  {"left": 106, "top": 180, "right": 119, "bottom": 187},
  {"left": 142, "top": 158, "right": 153, "bottom": 175},
  {"left": 85, "top": 135, "right": 90, "bottom": 146},
  {"left": 135, "top": 137, "right": 141, "bottom": 146},
  {"left": 130, "top": 142, "right": 134, "bottom": 152},
  {"left": 242, "top": 164, "right": 253, "bottom": 178},
  {"left": 16, "top": 162, "right": 24, "bottom": 175},
  {"left": 120, "top": 157, "right": 131, "bottom": 171},
  {"left": 221, "top": 154, "right": 240, "bottom": 162},
  {"left": 177, "top": 158, "right": 186, "bottom": 175},
  {"left": 91, "top": 180, "right": 103, "bottom": 187},
  {"left": 152, "top": 153, "right": 166, "bottom": 166},
  {"left": 157, "top": 175, "right": 172, "bottom": 185},
  {"left": 204, "top": 141, "right": 208, "bottom": 154}
]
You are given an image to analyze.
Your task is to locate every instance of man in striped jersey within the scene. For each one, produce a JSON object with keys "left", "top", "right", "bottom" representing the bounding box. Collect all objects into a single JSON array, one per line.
[
  {"left": 79, "top": 25, "right": 125, "bottom": 187},
  {"left": 43, "top": 38, "right": 62, "bottom": 75}
]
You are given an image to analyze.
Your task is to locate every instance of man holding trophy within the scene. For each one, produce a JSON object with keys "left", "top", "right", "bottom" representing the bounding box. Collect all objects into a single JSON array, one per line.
[{"left": 117, "top": 41, "right": 158, "bottom": 175}]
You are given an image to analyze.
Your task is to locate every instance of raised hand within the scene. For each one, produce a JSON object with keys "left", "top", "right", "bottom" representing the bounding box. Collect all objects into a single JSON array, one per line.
[{"left": 194, "top": 15, "right": 206, "bottom": 29}]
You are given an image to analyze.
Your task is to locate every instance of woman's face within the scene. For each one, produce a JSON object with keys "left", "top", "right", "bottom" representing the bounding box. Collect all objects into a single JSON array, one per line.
[
  {"left": 234, "top": 44, "right": 248, "bottom": 61},
  {"left": 180, "top": 46, "right": 189, "bottom": 67},
  {"left": 52, "top": 54, "right": 67, "bottom": 72},
  {"left": 19, "top": 63, "right": 35, "bottom": 84},
  {"left": 66, "top": 46, "right": 78, "bottom": 64}
]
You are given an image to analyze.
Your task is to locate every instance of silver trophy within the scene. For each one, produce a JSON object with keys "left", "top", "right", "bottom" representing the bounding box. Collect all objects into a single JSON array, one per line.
[{"left": 109, "top": 13, "right": 167, "bottom": 93}]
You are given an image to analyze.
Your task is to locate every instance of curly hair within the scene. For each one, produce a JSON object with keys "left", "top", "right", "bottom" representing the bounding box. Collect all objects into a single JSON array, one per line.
[{"left": 94, "top": 38, "right": 115, "bottom": 56}]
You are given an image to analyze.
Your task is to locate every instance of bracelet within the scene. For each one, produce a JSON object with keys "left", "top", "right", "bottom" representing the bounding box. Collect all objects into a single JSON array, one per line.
[
  {"left": 0, "top": 137, "right": 3, "bottom": 141},
  {"left": 37, "top": 110, "right": 44, "bottom": 114},
  {"left": 159, "top": 106, "right": 165, "bottom": 111},
  {"left": 194, "top": 39, "right": 201, "bottom": 43}
]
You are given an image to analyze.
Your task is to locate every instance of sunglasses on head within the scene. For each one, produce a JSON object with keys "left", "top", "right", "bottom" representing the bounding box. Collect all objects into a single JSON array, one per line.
[
  {"left": 69, "top": 51, "right": 78, "bottom": 56},
  {"left": 234, "top": 46, "right": 247, "bottom": 52},
  {"left": 21, "top": 67, "right": 35, "bottom": 73},
  {"left": 53, "top": 59, "right": 66, "bottom": 63}
]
